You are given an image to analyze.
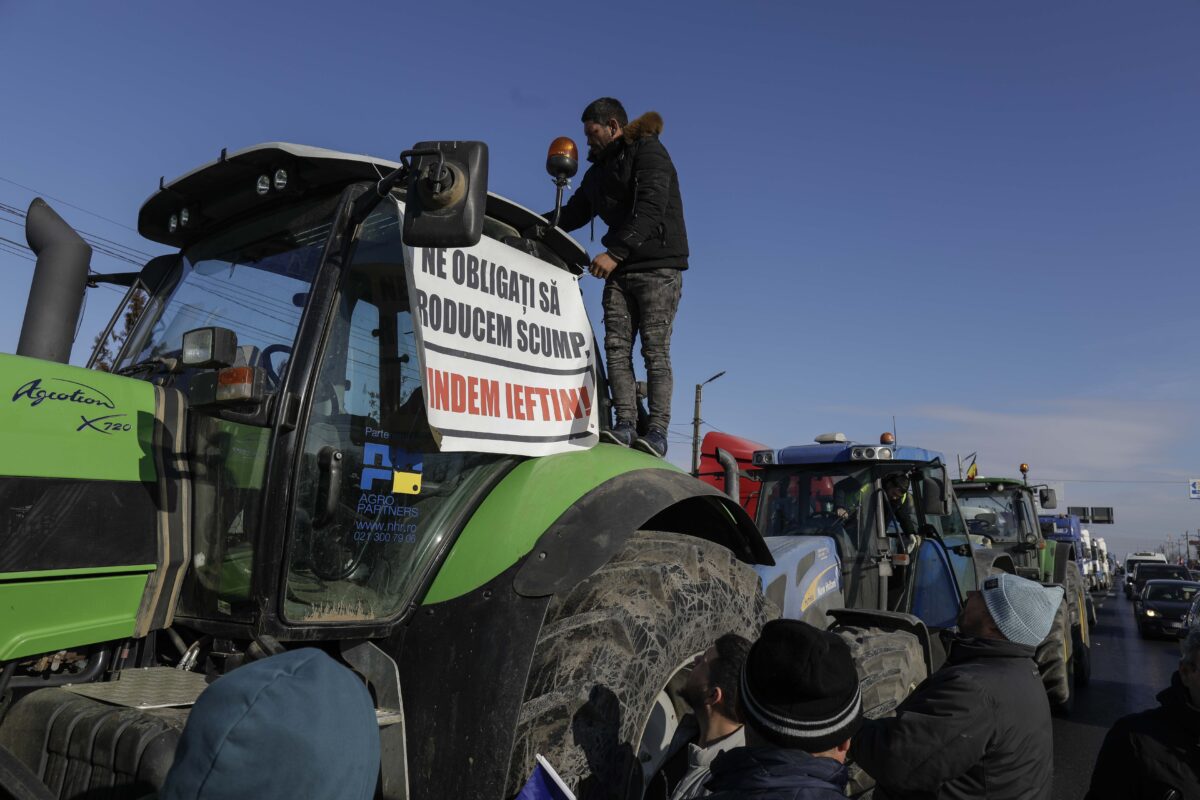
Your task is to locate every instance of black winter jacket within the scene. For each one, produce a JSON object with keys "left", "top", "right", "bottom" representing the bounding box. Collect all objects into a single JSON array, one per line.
[
  {"left": 704, "top": 746, "right": 849, "bottom": 800},
  {"left": 851, "top": 636, "right": 1053, "bottom": 800},
  {"left": 550, "top": 111, "right": 689, "bottom": 273},
  {"left": 1085, "top": 671, "right": 1200, "bottom": 800}
]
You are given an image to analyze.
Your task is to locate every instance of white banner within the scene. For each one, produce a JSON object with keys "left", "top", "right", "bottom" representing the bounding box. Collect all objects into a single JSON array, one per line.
[{"left": 403, "top": 223, "right": 598, "bottom": 456}]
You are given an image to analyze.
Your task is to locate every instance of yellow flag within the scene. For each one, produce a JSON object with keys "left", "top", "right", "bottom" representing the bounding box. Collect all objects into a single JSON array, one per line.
[{"left": 966, "top": 462, "right": 978, "bottom": 480}]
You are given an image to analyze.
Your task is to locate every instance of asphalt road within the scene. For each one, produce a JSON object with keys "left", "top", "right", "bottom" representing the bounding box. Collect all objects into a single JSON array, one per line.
[{"left": 1051, "top": 587, "right": 1184, "bottom": 799}]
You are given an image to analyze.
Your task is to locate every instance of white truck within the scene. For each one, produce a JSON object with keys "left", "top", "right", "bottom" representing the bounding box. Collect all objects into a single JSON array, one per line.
[
  {"left": 1080, "top": 529, "right": 1095, "bottom": 590},
  {"left": 1094, "top": 537, "right": 1111, "bottom": 591}
]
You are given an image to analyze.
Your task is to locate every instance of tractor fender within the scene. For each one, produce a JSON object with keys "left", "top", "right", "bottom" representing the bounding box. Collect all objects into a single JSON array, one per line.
[
  {"left": 513, "top": 468, "right": 771, "bottom": 598},
  {"left": 421, "top": 445, "right": 771, "bottom": 605}
]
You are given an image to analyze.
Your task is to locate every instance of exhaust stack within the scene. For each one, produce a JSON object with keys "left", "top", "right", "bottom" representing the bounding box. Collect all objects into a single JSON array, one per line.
[{"left": 17, "top": 198, "right": 92, "bottom": 363}]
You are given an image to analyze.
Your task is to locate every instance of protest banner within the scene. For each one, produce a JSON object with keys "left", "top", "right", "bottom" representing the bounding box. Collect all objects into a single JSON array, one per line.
[{"left": 401, "top": 209, "right": 598, "bottom": 456}]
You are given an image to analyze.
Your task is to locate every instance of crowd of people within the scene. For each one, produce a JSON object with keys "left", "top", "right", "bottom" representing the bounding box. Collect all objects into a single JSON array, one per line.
[{"left": 150, "top": 570, "right": 1200, "bottom": 799}]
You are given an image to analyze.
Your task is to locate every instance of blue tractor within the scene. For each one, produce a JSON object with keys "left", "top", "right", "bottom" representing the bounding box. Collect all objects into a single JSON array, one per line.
[{"left": 700, "top": 431, "right": 980, "bottom": 710}]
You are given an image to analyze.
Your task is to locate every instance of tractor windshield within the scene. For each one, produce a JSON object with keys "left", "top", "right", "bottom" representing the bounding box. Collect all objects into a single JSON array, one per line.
[
  {"left": 119, "top": 193, "right": 340, "bottom": 382},
  {"left": 756, "top": 464, "right": 874, "bottom": 555},
  {"left": 957, "top": 490, "right": 1023, "bottom": 543}
]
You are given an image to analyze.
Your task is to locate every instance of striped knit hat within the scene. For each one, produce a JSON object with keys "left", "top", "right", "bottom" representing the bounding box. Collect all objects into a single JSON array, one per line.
[{"left": 738, "top": 619, "right": 863, "bottom": 753}]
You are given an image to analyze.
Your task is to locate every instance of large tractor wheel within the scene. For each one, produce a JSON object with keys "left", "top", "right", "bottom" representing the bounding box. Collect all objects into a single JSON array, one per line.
[
  {"left": 836, "top": 627, "right": 928, "bottom": 798},
  {"left": 1062, "top": 562, "right": 1091, "bottom": 688},
  {"left": 508, "top": 531, "right": 773, "bottom": 799},
  {"left": 1035, "top": 595, "right": 1073, "bottom": 711},
  {"left": 836, "top": 627, "right": 927, "bottom": 719}
]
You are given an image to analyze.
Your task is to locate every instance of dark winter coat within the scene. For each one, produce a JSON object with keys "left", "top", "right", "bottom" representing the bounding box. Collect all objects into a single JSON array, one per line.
[
  {"left": 703, "top": 746, "right": 849, "bottom": 800},
  {"left": 550, "top": 111, "right": 689, "bottom": 273},
  {"left": 850, "top": 636, "right": 1053, "bottom": 800},
  {"left": 1085, "top": 671, "right": 1200, "bottom": 800}
]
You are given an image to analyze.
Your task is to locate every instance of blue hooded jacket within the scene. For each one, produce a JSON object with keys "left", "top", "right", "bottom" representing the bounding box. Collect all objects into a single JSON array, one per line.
[
  {"left": 160, "top": 648, "right": 380, "bottom": 800},
  {"left": 703, "top": 746, "right": 849, "bottom": 800}
]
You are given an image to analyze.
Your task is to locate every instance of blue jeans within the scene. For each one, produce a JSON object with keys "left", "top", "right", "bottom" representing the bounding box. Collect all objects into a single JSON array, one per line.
[{"left": 602, "top": 268, "right": 683, "bottom": 433}]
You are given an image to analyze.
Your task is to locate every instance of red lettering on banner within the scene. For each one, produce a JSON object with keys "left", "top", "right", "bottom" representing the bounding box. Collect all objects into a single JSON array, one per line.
[
  {"left": 512, "top": 384, "right": 526, "bottom": 420},
  {"left": 425, "top": 368, "right": 502, "bottom": 418},
  {"left": 523, "top": 384, "right": 536, "bottom": 421},
  {"left": 467, "top": 376, "right": 480, "bottom": 415},
  {"left": 450, "top": 373, "right": 466, "bottom": 413},
  {"left": 481, "top": 379, "right": 499, "bottom": 417},
  {"left": 531, "top": 387, "right": 552, "bottom": 421}
]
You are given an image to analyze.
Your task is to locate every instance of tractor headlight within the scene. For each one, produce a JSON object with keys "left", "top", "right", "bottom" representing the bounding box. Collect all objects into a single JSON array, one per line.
[
  {"left": 273, "top": 169, "right": 288, "bottom": 191},
  {"left": 1145, "top": 609, "right": 1158, "bottom": 617},
  {"left": 256, "top": 175, "right": 271, "bottom": 195}
]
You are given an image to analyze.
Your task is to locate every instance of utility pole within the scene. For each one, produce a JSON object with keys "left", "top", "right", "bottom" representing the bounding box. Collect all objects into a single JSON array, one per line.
[{"left": 691, "top": 371, "right": 726, "bottom": 476}]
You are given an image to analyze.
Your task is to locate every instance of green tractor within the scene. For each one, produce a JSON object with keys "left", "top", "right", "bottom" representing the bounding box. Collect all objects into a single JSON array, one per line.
[
  {"left": 0, "top": 142, "right": 774, "bottom": 799},
  {"left": 954, "top": 468, "right": 1090, "bottom": 711}
]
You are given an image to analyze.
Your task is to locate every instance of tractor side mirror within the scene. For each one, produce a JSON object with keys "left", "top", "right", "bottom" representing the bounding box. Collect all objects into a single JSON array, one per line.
[
  {"left": 402, "top": 141, "right": 488, "bottom": 248},
  {"left": 921, "top": 476, "right": 950, "bottom": 517},
  {"left": 1039, "top": 487, "right": 1057, "bottom": 509}
]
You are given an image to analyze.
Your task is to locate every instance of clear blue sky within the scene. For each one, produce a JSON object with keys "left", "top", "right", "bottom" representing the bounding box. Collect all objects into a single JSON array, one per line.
[{"left": 2, "top": 1, "right": 1197, "bottom": 557}]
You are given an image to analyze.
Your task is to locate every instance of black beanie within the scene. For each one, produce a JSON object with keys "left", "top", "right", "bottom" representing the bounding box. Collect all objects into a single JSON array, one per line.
[{"left": 738, "top": 619, "right": 863, "bottom": 753}]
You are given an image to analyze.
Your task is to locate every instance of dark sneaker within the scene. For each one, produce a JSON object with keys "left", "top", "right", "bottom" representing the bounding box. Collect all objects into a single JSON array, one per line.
[
  {"left": 633, "top": 428, "right": 668, "bottom": 458},
  {"left": 600, "top": 420, "right": 635, "bottom": 447}
]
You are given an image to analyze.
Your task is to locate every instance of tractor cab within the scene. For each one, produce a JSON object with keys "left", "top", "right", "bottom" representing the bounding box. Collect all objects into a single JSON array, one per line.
[
  {"left": 699, "top": 431, "right": 976, "bottom": 633},
  {"left": 102, "top": 143, "right": 591, "bottom": 632},
  {"left": 953, "top": 473, "right": 1056, "bottom": 582},
  {"left": 751, "top": 433, "right": 975, "bottom": 628}
]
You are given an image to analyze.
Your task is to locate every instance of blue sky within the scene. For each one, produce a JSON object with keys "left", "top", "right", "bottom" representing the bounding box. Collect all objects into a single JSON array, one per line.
[{"left": 1, "top": 1, "right": 1197, "bottom": 557}]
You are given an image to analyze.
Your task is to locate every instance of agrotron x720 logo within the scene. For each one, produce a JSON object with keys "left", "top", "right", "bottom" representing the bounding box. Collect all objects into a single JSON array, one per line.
[{"left": 10, "top": 377, "right": 131, "bottom": 434}]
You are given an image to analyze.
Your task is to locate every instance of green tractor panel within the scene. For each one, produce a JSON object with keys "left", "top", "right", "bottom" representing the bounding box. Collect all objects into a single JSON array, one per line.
[{"left": 0, "top": 143, "right": 774, "bottom": 800}]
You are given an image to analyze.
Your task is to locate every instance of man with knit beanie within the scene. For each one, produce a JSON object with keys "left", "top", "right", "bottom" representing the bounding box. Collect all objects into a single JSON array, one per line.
[
  {"left": 704, "top": 619, "right": 863, "bottom": 799},
  {"left": 852, "top": 573, "right": 1062, "bottom": 800}
]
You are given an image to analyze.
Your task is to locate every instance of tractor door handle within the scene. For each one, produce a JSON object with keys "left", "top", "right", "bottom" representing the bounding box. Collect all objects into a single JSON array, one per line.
[{"left": 315, "top": 446, "right": 343, "bottom": 526}]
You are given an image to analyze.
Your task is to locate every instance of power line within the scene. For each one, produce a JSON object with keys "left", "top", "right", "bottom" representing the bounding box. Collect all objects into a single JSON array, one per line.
[
  {"left": 0, "top": 175, "right": 140, "bottom": 233},
  {"left": 0, "top": 201, "right": 153, "bottom": 260}
]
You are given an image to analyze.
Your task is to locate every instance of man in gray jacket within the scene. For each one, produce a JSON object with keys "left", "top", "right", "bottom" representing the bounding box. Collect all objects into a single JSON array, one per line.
[
  {"left": 852, "top": 573, "right": 1063, "bottom": 800},
  {"left": 669, "top": 633, "right": 752, "bottom": 799}
]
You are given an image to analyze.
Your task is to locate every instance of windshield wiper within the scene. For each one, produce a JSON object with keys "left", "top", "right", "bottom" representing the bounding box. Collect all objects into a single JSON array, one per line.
[{"left": 116, "top": 356, "right": 179, "bottom": 378}]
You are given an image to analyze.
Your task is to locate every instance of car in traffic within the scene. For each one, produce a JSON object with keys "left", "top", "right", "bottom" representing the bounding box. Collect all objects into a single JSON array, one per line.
[
  {"left": 1134, "top": 579, "right": 1200, "bottom": 638},
  {"left": 1184, "top": 590, "right": 1200, "bottom": 631},
  {"left": 1129, "top": 563, "right": 1191, "bottom": 600}
]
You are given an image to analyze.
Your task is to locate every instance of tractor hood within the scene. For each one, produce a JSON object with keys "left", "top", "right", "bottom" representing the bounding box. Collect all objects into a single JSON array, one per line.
[{"left": 0, "top": 354, "right": 190, "bottom": 659}]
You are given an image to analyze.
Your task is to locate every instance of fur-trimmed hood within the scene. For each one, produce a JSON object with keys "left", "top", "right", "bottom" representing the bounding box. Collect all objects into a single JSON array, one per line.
[{"left": 623, "top": 111, "right": 663, "bottom": 142}]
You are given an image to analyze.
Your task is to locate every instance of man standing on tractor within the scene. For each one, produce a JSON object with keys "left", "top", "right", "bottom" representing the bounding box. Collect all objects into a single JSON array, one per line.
[{"left": 548, "top": 97, "right": 690, "bottom": 457}]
